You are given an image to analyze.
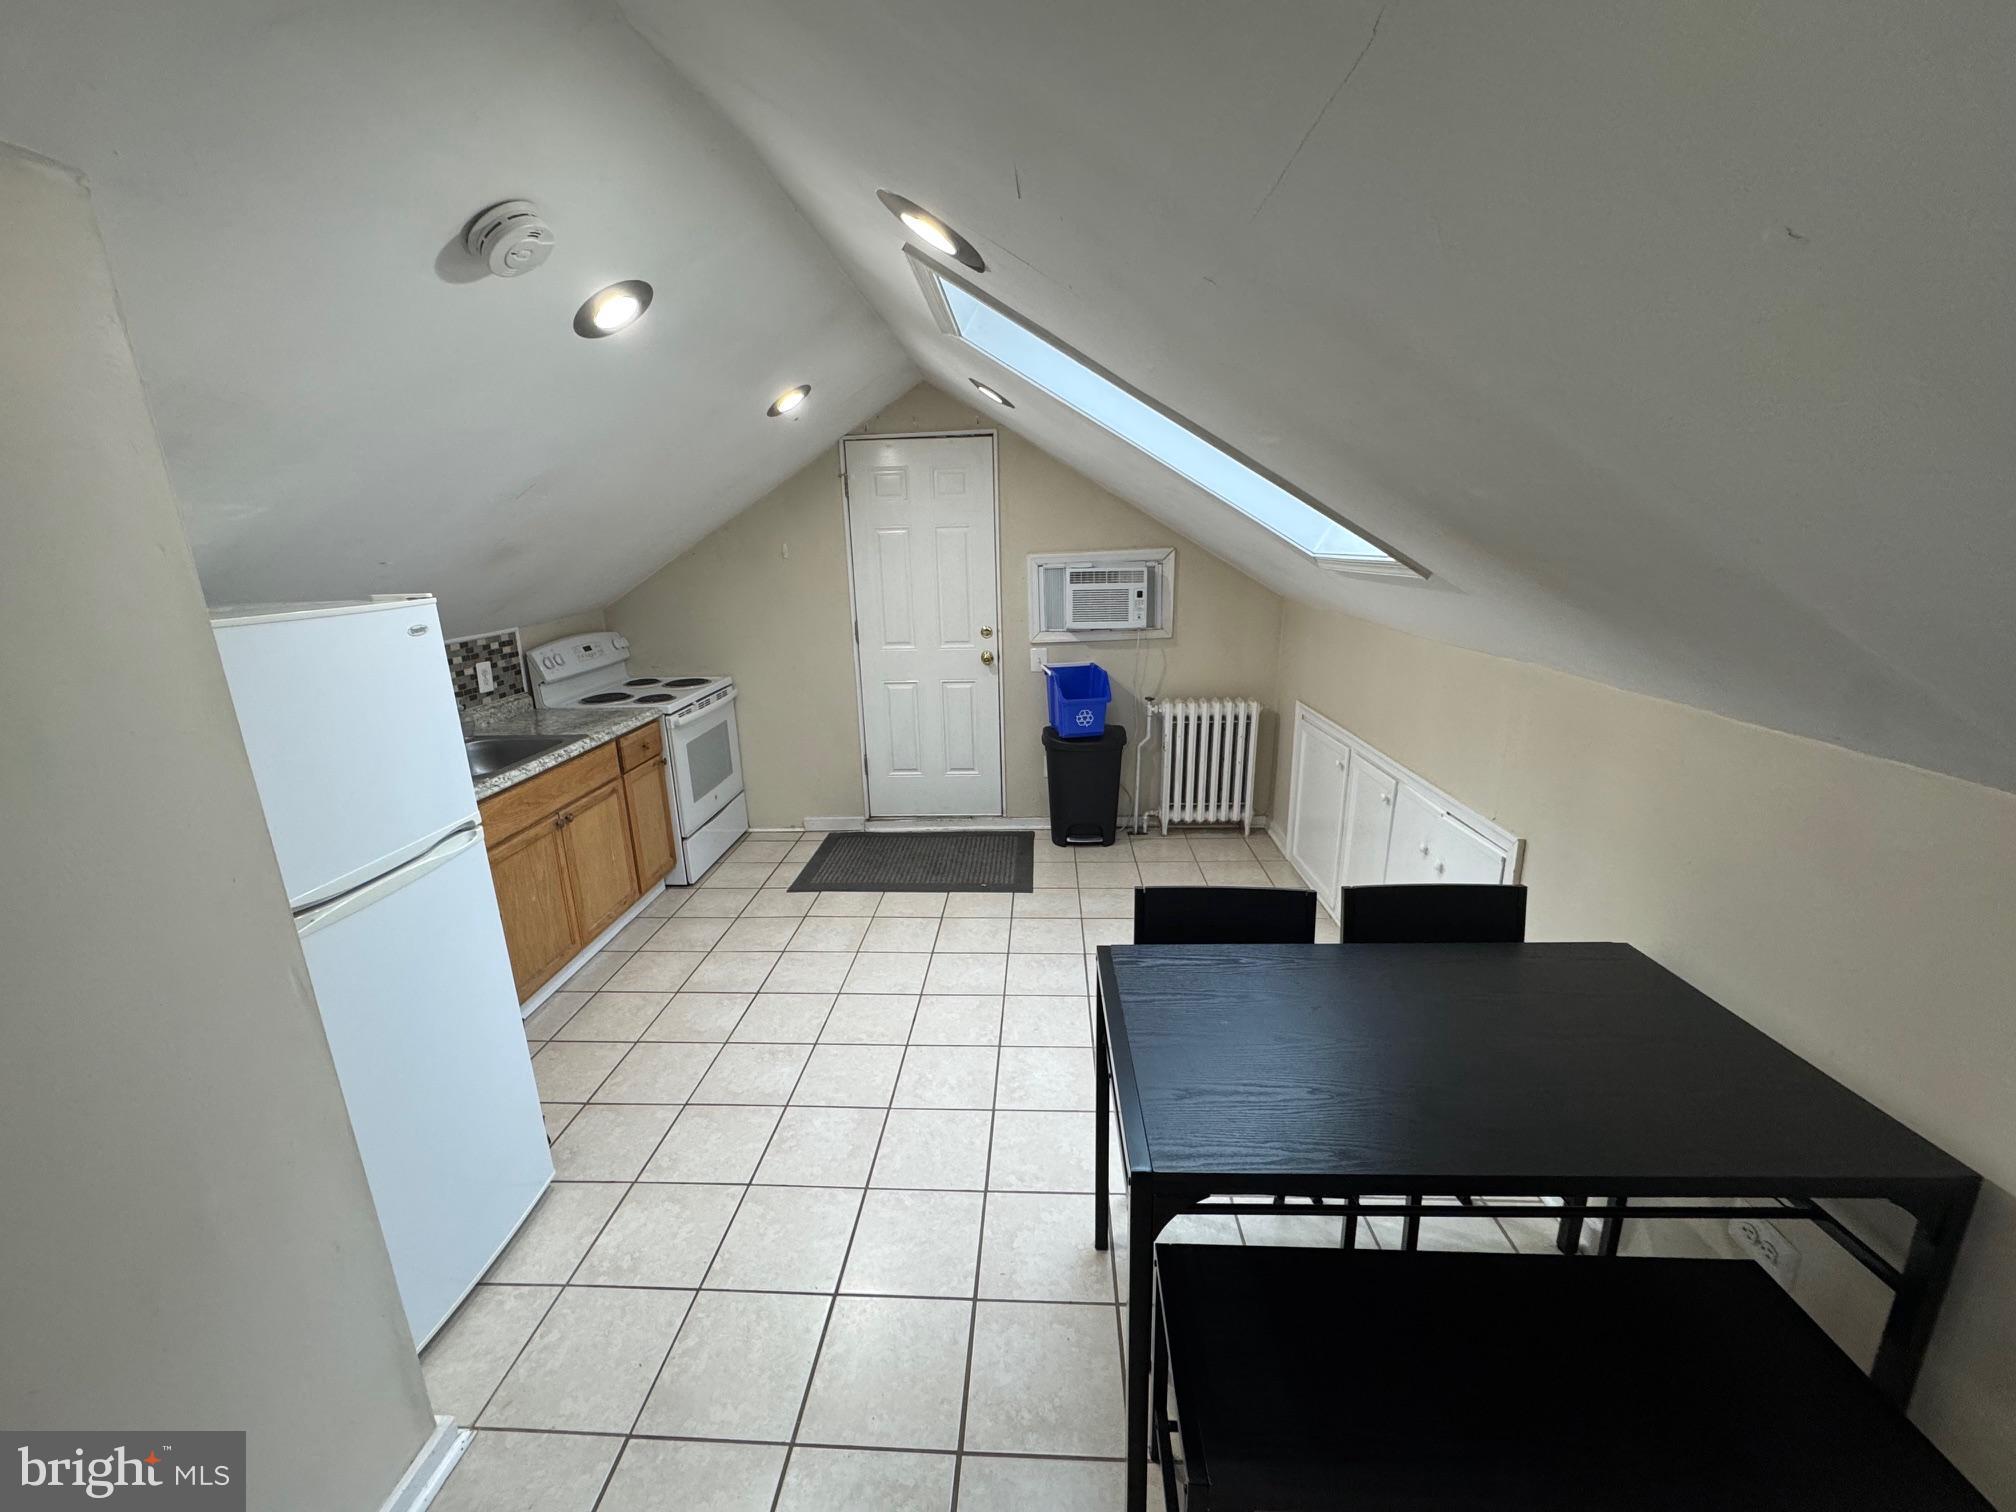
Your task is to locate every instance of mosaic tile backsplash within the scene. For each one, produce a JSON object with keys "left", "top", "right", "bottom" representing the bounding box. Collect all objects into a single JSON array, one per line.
[{"left": 445, "top": 629, "right": 526, "bottom": 710}]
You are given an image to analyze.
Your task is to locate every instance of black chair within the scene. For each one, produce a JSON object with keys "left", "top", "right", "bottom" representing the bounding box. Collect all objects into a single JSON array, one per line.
[
  {"left": 1133, "top": 885, "right": 1318, "bottom": 945},
  {"left": 1339, "top": 883, "right": 1528, "bottom": 1249},
  {"left": 1338, "top": 882, "right": 1527, "bottom": 945}
]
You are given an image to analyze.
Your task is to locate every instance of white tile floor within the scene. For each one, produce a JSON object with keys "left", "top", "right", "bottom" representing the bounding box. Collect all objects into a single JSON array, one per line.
[{"left": 426, "top": 827, "right": 1528, "bottom": 1511}]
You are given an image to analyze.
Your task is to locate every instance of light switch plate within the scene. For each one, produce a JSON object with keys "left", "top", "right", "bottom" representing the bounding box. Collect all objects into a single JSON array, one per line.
[
  {"left": 475, "top": 660, "right": 495, "bottom": 693},
  {"left": 1029, "top": 646, "right": 1047, "bottom": 672}
]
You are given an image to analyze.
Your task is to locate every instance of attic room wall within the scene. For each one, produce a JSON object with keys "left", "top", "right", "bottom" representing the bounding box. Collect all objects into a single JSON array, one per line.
[
  {"left": 1272, "top": 601, "right": 2016, "bottom": 1502},
  {"left": 519, "top": 609, "right": 608, "bottom": 652},
  {"left": 0, "top": 144, "right": 436, "bottom": 1508},
  {"left": 609, "top": 382, "right": 1285, "bottom": 826}
]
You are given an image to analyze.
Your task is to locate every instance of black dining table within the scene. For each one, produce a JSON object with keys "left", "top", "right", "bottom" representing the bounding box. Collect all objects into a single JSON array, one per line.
[{"left": 1092, "top": 941, "right": 1981, "bottom": 1512}]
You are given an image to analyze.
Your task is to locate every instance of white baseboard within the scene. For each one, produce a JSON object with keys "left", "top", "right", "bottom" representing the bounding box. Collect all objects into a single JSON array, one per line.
[
  {"left": 518, "top": 885, "right": 661, "bottom": 1018},
  {"left": 378, "top": 1416, "right": 470, "bottom": 1512},
  {"left": 803, "top": 815, "right": 866, "bottom": 831}
]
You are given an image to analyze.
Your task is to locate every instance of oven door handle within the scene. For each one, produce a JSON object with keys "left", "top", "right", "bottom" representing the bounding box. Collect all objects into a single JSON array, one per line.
[{"left": 668, "top": 687, "right": 737, "bottom": 728}]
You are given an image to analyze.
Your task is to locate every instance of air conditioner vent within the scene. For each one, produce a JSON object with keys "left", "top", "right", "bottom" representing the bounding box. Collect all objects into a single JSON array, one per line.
[{"left": 1065, "top": 563, "right": 1149, "bottom": 630}]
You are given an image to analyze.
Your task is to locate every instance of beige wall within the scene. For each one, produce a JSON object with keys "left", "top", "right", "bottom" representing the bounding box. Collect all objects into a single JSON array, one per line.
[
  {"left": 610, "top": 382, "right": 1285, "bottom": 826},
  {"left": 518, "top": 608, "right": 607, "bottom": 651},
  {"left": 1272, "top": 599, "right": 2016, "bottom": 1504},
  {"left": 0, "top": 146, "right": 436, "bottom": 1508}
]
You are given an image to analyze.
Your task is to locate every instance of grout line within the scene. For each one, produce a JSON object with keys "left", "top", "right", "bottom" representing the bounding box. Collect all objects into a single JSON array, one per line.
[{"left": 949, "top": 995, "right": 1008, "bottom": 1511}]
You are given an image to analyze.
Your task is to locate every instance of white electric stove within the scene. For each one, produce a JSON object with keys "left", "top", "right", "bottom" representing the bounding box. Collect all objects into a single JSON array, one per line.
[{"left": 527, "top": 632, "right": 746, "bottom": 884}]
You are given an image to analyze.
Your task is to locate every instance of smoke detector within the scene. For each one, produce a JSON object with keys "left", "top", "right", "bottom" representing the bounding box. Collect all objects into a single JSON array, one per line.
[{"left": 465, "top": 200, "right": 555, "bottom": 277}]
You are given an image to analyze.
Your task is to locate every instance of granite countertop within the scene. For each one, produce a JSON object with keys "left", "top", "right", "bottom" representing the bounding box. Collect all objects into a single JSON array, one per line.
[{"left": 463, "top": 694, "right": 662, "bottom": 800}]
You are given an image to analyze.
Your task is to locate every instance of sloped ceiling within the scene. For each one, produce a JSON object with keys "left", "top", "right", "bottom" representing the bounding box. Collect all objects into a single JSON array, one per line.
[
  {"left": 619, "top": 0, "right": 2016, "bottom": 792},
  {"left": 0, "top": 0, "right": 916, "bottom": 636}
]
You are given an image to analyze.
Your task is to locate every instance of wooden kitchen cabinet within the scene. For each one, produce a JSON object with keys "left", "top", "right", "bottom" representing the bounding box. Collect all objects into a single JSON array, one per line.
[
  {"left": 479, "top": 737, "right": 653, "bottom": 1001},
  {"left": 623, "top": 757, "right": 676, "bottom": 890},
  {"left": 559, "top": 779, "right": 639, "bottom": 940},
  {"left": 618, "top": 722, "right": 677, "bottom": 891},
  {"left": 487, "top": 820, "right": 579, "bottom": 997}
]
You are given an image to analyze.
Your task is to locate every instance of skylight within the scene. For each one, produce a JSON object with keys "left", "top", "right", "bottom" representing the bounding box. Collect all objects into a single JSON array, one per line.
[{"left": 914, "top": 259, "right": 1412, "bottom": 574}]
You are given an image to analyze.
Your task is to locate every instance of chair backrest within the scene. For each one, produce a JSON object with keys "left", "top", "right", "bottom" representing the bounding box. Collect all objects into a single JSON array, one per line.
[
  {"left": 1133, "top": 886, "right": 1319, "bottom": 945},
  {"left": 1338, "top": 883, "right": 1527, "bottom": 944}
]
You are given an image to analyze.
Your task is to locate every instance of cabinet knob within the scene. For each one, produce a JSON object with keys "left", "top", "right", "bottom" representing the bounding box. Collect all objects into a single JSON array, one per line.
[
  {"left": 1335, "top": 759, "right": 1347, "bottom": 771},
  {"left": 1420, "top": 844, "right": 1431, "bottom": 857},
  {"left": 1381, "top": 793, "right": 1391, "bottom": 805},
  {"left": 1435, "top": 862, "right": 1446, "bottom": 875}
]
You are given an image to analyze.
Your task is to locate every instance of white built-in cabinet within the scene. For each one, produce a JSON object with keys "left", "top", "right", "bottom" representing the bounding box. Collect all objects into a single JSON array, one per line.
[{"left": 1285, "top": 703, "right": 1522, "bottom": 917}]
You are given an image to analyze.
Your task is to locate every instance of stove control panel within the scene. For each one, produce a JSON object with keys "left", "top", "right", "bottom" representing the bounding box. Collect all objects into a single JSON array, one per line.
[{"left": 527, "top": 631, "right": 630, "bottom": 684}]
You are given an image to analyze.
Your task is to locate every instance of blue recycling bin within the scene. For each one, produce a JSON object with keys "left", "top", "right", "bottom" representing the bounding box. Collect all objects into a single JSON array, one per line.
[{"left": 1044, "top": 662, "right": 1111, "bottom": 738}]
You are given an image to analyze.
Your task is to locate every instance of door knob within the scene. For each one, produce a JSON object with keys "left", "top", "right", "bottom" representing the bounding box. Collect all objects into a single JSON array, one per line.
[{"left": 980, "top": 650, "right": 995, "bottom": 666}]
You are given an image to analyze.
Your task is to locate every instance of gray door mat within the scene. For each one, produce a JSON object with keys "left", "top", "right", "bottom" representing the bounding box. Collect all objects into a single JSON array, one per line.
[{"left": 789, "top": 831, "right": 1035, "bottom": 892}]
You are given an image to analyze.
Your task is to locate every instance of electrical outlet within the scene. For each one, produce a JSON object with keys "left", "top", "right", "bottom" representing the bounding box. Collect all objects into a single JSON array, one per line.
[
  {"left": 1727, "top": 1213, "right": 1800, "bottom": 1291},
  {"left": 475, "top": 659, "right": 495, "bottom": 694}
]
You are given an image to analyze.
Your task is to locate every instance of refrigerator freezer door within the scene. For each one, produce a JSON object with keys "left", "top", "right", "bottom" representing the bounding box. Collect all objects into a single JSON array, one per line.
[
  {"left": 296, "top": 830, "right": 552, "bottom": 1345},
  {"left": 214, "top": 598, "right": 479, "bottom": 910}
]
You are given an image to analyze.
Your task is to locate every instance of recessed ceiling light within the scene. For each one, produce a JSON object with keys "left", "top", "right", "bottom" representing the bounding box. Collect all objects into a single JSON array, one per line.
[
  {"left": 876, "top": 190, "right": 986, "bottom": 273},
  {"left": 969, "top": 379, "right": 1014, "bottom": 408},
  {"left": 574, "top": 280, "right": 652, "bottom": 338},
  {"left": 767, "top": 384, "right": 812, "bottom": 418}
]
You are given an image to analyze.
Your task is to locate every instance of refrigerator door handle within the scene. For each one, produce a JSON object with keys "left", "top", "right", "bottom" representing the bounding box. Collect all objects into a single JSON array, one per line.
[{"left": 295, "top": 824, "right": 485, "bottom": 939}]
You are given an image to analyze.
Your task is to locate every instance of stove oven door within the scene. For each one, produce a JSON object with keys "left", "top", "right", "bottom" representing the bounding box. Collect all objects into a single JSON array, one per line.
[{"left": 666, "top": 690, "right": 744, "bottom": 835}]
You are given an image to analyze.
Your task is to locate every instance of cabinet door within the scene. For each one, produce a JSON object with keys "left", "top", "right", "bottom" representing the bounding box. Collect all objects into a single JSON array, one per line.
[
  {"left": 1387, "top": 785, "right": 1508, "bottom": 885},
  {"left": 624, "top": 756, "right": 678, "bottom": 890},
  {"left": 561, "top": 780, "right": 641, "bottom": 940},
  {"left": 487, "top": 821, "right": 579, "bottom": 998},
  {"left": 1339, "top": 758, "right": 1399, "bottom": 889},
  {"left": 1288, "top": 717, "right": 1351, "bottom": 905}
]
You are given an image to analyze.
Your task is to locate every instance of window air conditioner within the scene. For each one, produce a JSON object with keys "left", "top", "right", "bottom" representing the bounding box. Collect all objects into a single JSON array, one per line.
[{"left": 1064, "top": 564, "right": 1150, "bottom": 630}]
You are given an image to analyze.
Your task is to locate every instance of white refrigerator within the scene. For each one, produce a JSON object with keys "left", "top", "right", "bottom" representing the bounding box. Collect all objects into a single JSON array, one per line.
[{"left": 212, "top": 596, "right": 552, "bottom": 1346}]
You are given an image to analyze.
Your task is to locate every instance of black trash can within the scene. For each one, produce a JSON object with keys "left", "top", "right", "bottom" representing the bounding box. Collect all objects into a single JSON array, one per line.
[{"left": 1042, "top": 723, "right": 1128, "bottom": 847}]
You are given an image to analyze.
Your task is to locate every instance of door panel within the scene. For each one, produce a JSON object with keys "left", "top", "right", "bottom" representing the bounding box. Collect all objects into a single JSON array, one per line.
[
  {"left": 625, "top": 758, "right": 677, "bottom": 890},
  {"left": 488, "top": 821, "right": 578, "bottom": 997},
  {"left": 875, "top": 531, "right": 914, "bottom": 644},
  {"left": 1288, "top": 718, "right": 1351, "bottom": 905},
  {"left": 561, "top": 780, "right": 640, "bottom": 938},
  {"left": 1340, "top": 757, "right": 1399, "bottom": 889},
  {"left": 847, "top": 435, "right": 1003, "bottom": 816},
  {"left": 885, "top": 682, "right": 923, "bottom": 772},
  {"left": 214, "top": 599, "right": 477, "bottom": 909},
  {"left": 298, "top": 841, "right": 550, "bottom": 1342},
  {"left": 942, "top": 681, "right": 978, "bottom": 773},
  {"left": 1386, "top": 786, "right": 1509, "bottom": 885}
]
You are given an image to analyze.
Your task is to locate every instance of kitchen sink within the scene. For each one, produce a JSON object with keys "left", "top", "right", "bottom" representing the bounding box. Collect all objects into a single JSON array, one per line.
[{"left": 464, "top": 734, "right": 568, "bottom": 779}]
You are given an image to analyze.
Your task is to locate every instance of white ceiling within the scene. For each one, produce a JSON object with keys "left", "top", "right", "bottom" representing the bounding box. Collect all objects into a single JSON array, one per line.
[
  {"left": 4, "top": 1, "right": 2011, "bottom": 788},
  {"left": 0, "top": 0, "right": 916, "bottom": 636},
  {"left": 620, "top": 0, "right": 2016, "bottom": 791}
]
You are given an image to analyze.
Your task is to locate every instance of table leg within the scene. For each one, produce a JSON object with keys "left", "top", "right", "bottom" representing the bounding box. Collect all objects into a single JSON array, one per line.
[
  {"left": 1872, "top": 1182, "right": 1979, "bottom": 1405},
  {"left": 1599, "top": 1196, "right": 1627, "bottom": 1257},
  {"left": 1095, "top": 994, "right": 1111, "bottom": 1251},
  {"left": 1556, "top": 1193, "right": 1585, "bottom": 1254},
  {"left": 1125, "top": 1179, "right": 1157, "bottom": 1512}
]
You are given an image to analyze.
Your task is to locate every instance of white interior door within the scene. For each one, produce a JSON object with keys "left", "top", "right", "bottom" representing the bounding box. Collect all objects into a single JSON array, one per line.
[{"left": 845, "top": 435, "right": 1003, "bottom": 817}]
